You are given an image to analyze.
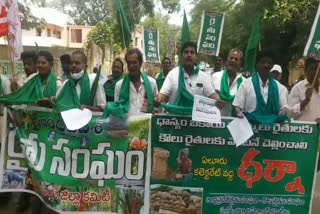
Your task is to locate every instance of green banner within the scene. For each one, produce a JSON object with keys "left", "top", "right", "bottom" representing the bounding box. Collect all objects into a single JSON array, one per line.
[
  {"left": 304, "top": 3, "right": 320, "bottom": 59},
  {"left": 0, "top": 107, "right": 150, "bottom": 213},
  {"left": 143, "top": 27, "right": 160, "bottom": 63},
  {"left": 197, "top": 11, "right": 224, "bottom": 56},
  {"left": 150, "top": 115, "right": 319, "bottom": 214}
]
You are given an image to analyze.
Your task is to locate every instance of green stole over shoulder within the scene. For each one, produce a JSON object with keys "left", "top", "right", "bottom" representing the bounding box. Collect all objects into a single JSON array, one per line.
[
  {"left": 103, "top": 72, "right": 154, "bottom": 119},
  {"left": 162, "top": 64, "right": 199, "bottom": 115},
  {"left": 54, "top": 70, "right": 101, "bottom": 112},
  {"left": 219, "top": 70, "right": 243, "bottom": 116},
  {"left": 244, "top": 73, "right": 288, "bottom": 125},
  {"left": 0, "top": 71, "right": 57, "bottom": 104},
  {"left": 104, "top": 76, "right": 122, "bottom": 102},
  {"left": 156, "top": 71, "right": 165, "bottom": 90}
]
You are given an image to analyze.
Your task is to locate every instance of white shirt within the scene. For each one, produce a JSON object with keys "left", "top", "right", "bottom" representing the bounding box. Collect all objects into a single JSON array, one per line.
[
  {"left": 1, "top": 74, "right": 12, "bottom": 95},
  {"left": 160, "top": 66, "right": 216, "bottom": 104},
  {"left": 233, "top": 74, "right": 288, "bottom": 113},
  {"left": 114, "top": 75, "right": 158, "bottom": 114},
  {"left": 57, "top": 74, "right": 107, "bottom": 109},
  {"left": 288, "top": 79, "right": 320, "bottom": 121},
  {"left": 211, "top": 70, "right": 245, "bottom": 116}
]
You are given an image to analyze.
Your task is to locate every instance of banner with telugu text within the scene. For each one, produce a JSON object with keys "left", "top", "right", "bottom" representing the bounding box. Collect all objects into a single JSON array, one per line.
[
  {"left": 197, "top": 11, "right": 224, "bottom": 56},
  {"left": 0, "top": 107, "right": 151, "bottom": 213},
  {"left": 150, "top": 115, "right": 319, "bottom": 214},
  {"left": 143, "top": 27, "right": 160, "bottom": 63}
]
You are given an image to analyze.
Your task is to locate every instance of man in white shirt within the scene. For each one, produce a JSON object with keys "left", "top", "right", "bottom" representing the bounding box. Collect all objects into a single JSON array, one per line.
[
  {"left": 233, "top": 50, "right": 288, "bottom": 123},
  {"left": 158, "top": 41, "right": 222, "bottom": 108},
  {"left": 114, "top": 48, "right": 158, "bottom": 114},
  {"left": 211, "top": 48, "right": 245, "bottom": 116},
  {"left": 56, "top": 51, "right": 106, "bottom": 111},
  {"left": 288, "top": 57, "right": 320, "bottom": 122}
]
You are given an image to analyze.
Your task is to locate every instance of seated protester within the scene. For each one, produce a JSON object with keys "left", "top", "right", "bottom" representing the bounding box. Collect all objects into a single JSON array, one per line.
[
  {"left": 11, "top": 51, "right": 38, "bottom": 91},
  {"left": 158, "top": 41, "right": 223, "bottom": 114},
  {"left": 0, "top": 51, "right": 62, "bottom": 106},
  {"left": 211, "top": 48, "right": 245, "bottom": 116},
  {"left": 104, "top": 48, "right": 158, "bottom": 118},
  {"left": 155, "top": 57, "right": 172, "bottom": 90},
  {"left": 288, "top": 57, "right": 320, "bottom": 122},
  {"left": 54, "top": 51, "right": 106, "bottom": 112},
  {"left": 233, "top": 49, "right": 289, "bottom": 125},
  {"left": 103, "top": 58, "right": 124, "bottom": 102}
]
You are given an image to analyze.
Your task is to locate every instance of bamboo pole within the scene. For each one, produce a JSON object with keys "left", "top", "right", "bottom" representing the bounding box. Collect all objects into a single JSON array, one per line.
[{"left": 6, "top": 35, "right": 16, "bottom": 81}]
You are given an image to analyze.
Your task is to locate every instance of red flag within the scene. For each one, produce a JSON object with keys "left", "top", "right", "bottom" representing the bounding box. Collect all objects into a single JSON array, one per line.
[{"left": 0, "top": 6, "right": 9, "bottom": 37}]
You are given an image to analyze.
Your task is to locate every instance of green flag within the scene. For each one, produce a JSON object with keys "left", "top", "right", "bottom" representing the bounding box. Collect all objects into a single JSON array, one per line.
[
  {"left": 244, "top": 17, "right": 260, "bottom": 76},
  {"left": 180, "top": 10, "right": 191, "bottom": 61},
  {"left": 116, "top": 0, "right": 132, "bottom": 49}
]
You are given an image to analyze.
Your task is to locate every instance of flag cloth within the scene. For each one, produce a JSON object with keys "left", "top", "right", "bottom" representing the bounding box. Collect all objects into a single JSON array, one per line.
[
  {"left": 244, "top": 17, "right": 260, "bottom": 76},
  {"left": 0, "top": 72, "right": 57, "bottom": 104},
  {"left": 304, "top": 3, "right": 320, "bottom": 60},
  {"left": 180, "top": 10, "right": 191, "bottom": 53},
  {"left": 0, "top": 6, "right": 8, "bottom": 37},
  {"left": 7, "top": 0, "right": 23, "bottom": 61},
  {"left": 116, "top": 0, "right": 131, "bottom": 49}
]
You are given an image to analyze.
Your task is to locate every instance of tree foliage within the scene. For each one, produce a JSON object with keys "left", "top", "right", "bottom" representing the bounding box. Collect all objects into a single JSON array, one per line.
[
  {"left": 143, "top": 13, "right": 181, "bottom": 61},
  {"left": 17, "top": 1, "right": 46, "bottom": 30},
  {"left": 160, "top": 0, "right": 181, "bottom": 13}
]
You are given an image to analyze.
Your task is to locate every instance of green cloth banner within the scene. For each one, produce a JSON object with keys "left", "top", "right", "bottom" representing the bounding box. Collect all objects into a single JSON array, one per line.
[
  {"left": 197, "top": 11, "right": 224, "bottom": 56},
  {"left": 150, "top": 115, "right": 319, "bottom": 214},
  {"left": 0, "top": 108, "right": 319, "bottom": 213},
  {"left": 0, "top": 107, "right": 150, "bottom": 213},
  {"left": 143, "top": 27, "right": 160, "bottom": 63}
]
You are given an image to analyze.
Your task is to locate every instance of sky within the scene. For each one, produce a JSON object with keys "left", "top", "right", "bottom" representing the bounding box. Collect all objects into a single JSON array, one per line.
[{"left": 154, "top": 0, "right": 194, "bottom": 26}]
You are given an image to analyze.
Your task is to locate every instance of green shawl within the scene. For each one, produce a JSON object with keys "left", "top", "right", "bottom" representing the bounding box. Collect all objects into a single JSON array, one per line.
[
  {"left": 156, "top": 71, "right": 165, "bottom": 90},
  {"left": 104, "top": 76, "right": 122, "bottom": 102},
  {"left": 162, "top": 64, "right": 199, "bottom": 115},
  {"left": 103, "top": 72, "right": 154, "bottom": 119},
  {"left": 244, "top": 73, "right": 288, "bottom": 125},
  {"left": 219, "top": 70, "right": 243, "bottom": 116},
  {"left": 0, "top": 71, "right": 57, "bottom": 104},
  {"left": 54, "top": 70, "right": 101, "bottom": 112}
]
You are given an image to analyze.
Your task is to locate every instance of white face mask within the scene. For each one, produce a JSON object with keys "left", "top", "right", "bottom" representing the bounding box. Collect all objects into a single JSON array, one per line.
[{"left": 70, "top": 70, "right": 84, "bottom": 80}]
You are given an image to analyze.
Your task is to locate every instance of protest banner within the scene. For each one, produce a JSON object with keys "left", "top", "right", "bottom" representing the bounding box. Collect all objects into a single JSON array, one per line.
[
  {"left": 197, "top": 11, "right": 224, "bottom": 56},
  {"left": 0, "top": 107, "right": 151, "bottom": 213},
  {"left": 143, "top": 27, "right": 160, "bottom": 63},
  {"left": 150, "top": 115, "right": 319, "bottom": 214}
]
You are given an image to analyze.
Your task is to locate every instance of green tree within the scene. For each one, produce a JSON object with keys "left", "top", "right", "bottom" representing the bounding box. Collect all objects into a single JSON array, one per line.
[
  {"left": 143, "top": 13, "right": 181, "bottom": 61},
  {"left": 86, "top": 20, "right": 121, "bottom": 64}
]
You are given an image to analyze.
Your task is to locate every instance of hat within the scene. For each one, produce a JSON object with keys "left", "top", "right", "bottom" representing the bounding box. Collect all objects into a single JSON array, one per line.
[{"left": 271, "top": 64, "right": 282, "bottom": 73}]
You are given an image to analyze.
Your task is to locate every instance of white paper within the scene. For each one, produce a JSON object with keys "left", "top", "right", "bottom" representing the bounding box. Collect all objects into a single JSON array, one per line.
[
  {"left": 227, "top": 116, "right": 254, "bottom": 147},
  {"left": 61, "top": 108, "right": 92, "bottom": 130},
  {"left": 192, "top": 95, "right": 221, "bottom": 123}
]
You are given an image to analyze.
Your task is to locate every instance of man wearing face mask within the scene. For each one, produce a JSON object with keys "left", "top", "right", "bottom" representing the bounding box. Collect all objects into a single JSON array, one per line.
[
  {"left": 54, "top": 51, "right": 106, "bottom": 112},
  {"left": 211, "top": 48, "right": 245, "bottom": 116}
]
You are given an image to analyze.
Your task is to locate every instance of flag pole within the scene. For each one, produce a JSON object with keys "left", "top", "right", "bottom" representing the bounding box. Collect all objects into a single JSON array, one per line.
[{"left": 6, "top": 35, "right": 16, "bottom": 81}]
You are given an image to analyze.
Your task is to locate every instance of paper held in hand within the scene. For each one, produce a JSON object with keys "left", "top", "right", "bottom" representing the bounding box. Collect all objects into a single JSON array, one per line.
[
  {"left": 192, "top": 95, "right": 221, "bottom": 123},
  {"left": 61, "top": 108, "right": 93, "bottom": 130},
  {"left": 227, "top": 116, "right": 254, "bottom": 147}
]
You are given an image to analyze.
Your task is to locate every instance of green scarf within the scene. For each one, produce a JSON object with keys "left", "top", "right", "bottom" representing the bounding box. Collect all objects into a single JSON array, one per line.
[
  {"left": 54, "top": 70, "right": 100, "bottom": 112},
  {"left": 162, "top": 64, "right": 199, "bottom": 115},
  {"left": 103, "top": 72, "right": 154, "bottom": 119},
  {"left": 244, "top": 73, "right": 288, "bottom": 125},
  {"left": 219, "top": 70, "right": 243, "bottom": 116},
  {"left": 104, "top": 76, "right": 122, "bottom": 102},
  {"left": 156, "top": 71, "right": 164, "bottom": 90},
  {"left": 0, "top": 72, "right": 57, "bottom": 105}
]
